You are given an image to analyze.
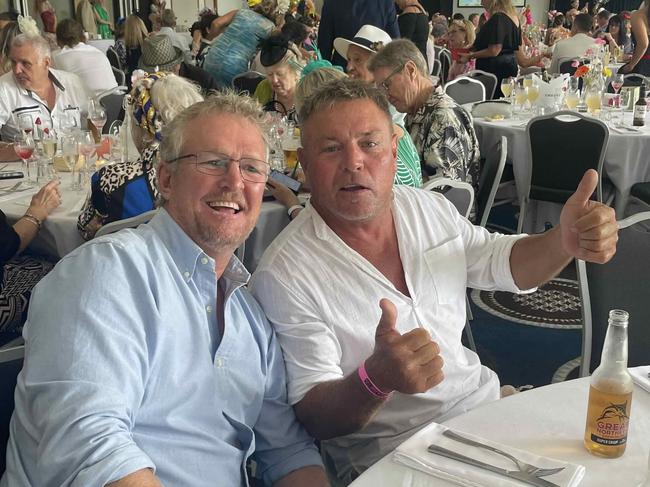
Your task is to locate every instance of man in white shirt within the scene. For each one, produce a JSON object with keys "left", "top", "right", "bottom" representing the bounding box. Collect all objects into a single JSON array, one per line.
[
  {"left": 250, "top": 78, "right": 619, "bottom": 485},
  {"left": 550, "top": 13, "right": 598, "bottom": 73},
  {"left": 52, "top": 18, "right": 117, "bottom": 97},
  {"left": 156, "top": 8, "right": 192, "bottom": 65},
  {"left": 0, "top": 34, "right": 88, "bottom": 161}
]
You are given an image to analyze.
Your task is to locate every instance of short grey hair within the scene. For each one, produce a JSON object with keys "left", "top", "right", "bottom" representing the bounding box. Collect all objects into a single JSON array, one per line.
[
  {"left": 11, "top": 33, "right": 51, "bottom": 60},
  {"left": 298, "top": 78, "right": 393, "bottom": 136},
  {"left": 294, "top": 67, "right": 347, "bottom": 113},
  {"left": 368, "top": 39, "right": 428, "bottom": 76},
  {"left": 159, "top": 91, "right": 269, "bottom": 169},
  {"left": 160, "top": 9, "right": 176, "bottom": 27}
]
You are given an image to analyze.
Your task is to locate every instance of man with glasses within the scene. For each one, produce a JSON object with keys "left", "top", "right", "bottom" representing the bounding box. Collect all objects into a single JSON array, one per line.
[
  {"left": 2, "top": 94, "right": 328, "bottom": 487},
  {"left": 250, "top": 78, "right": 618, "bottom": 484}
]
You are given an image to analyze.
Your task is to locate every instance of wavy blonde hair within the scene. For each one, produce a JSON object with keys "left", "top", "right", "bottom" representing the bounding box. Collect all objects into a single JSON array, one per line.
[
  {"left": 124, "top": 15, "right": 148, "bottom": 49},
  {"left": 486, "top": 0, "right": 516, "bottom": 17}
]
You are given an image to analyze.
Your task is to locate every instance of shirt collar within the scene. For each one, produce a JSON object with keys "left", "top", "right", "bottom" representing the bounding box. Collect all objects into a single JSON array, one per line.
[
  {"left": 148, "top": 208, "right": 250, "bottom": 286},
  {"left": 13, "top": 69, "right": 65, "bottom": 97}
]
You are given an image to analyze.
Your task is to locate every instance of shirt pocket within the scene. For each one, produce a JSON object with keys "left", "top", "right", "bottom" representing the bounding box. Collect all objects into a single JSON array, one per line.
[{"left": 423, "top": 235, "right": 467, "bottom": 305}]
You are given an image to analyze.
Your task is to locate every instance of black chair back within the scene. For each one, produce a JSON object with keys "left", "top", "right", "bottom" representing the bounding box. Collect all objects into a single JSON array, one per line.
[
  {"left": 232, "top": 71, "right": 265, "bottom": 96},
  {"left": 559, "top": 59, "right": 578, "bottom": 75},
  {"left": 0, "top": 345, "right": 24, "bottom": 475},
  {"left": 518, "top": 111, "right": 608, "bottom": 233},
  {"left": 111, "top": 66, "right": 126, "bottom": 87},
  {"left": 99, "top": 93, "right": 126, "bottom": 135},
  {"left": 477, "top": 136, "right": 507, "bottom": 227},
  {"left": 467, "top": 69, "right": 498, "bottom": 100},
  {"left": 578, "top": 212, "right": 650, "bottom": 375},
  {"left": 106, "top": 46, "right": 122, "bottom": 70},
  {"left": 439, "top": 49, "right": 452, "bottom": 84}
]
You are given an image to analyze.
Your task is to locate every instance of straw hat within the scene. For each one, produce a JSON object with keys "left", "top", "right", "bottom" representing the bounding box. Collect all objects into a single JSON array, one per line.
[{"left": 333, "top": 25, "right": 392, "bottom": 61}]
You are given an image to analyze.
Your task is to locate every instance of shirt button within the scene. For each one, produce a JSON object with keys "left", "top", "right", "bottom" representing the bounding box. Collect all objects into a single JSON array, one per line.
[
  {"left": 201, "top": 257, "right": 209, "bottom": 265},
  {"left": 183, "top": 271, "right": 190, "bottom": 279},
  {"left": 216, "top": 358, "right": 224, "bottom": 367},
  {"left": 206, "top": 305, "right": 213, "bottom": 313}
]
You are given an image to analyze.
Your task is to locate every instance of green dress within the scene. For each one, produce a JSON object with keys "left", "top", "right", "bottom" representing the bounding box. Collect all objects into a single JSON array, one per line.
[
  {"left": 94, "top": 3, "right": 112, "bottom": 39},
  {"left": 395, "top": 124, "right": 423, "bottom": 188}
]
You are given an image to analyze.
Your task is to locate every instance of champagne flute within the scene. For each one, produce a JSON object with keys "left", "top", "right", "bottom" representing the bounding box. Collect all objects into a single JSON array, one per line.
[
  {"left": 514, "top": 85, "right": 528, "bottom": 119},
  {"left": 13, "top": 134, "right": 35, "bottom": 182},
  {"left": 61, "top": 135, "right": 80, "bottom": 190},
  {"left": 527, "top": 80, "right": 540, "bottom": 114}
]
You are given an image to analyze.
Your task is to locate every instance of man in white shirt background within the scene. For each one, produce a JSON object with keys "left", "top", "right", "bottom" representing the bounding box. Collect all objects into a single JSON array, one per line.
[
  {"left": 250, "top": 78, "right": 619, "bottom": 485},
  {"left": 156, "top": 8, "right": 193, "bottom": 65},
  {"left": 550, "top": 13, "right": 598, "bottom": 73},
  {"left": 0, "top": 34, "right": 88, "bottom": 161},
  {"left": 52, "top": 18, "right": 117, "bottom": 97}
]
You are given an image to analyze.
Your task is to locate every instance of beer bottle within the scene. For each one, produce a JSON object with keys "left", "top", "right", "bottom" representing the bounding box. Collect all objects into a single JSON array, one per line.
[
  {"left": 584, "top": 309, "right": 633, "bottom": 458},
  {"left": 633, "top": 87, "right": 646, "bottom": 127}
]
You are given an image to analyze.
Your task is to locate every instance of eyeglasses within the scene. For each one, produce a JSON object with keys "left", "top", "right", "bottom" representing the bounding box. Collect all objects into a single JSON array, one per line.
[
  {"left": 168, "top": 152, "right": 270, "bottom": 183},
  {"left": 379, "top": 64, "right": 405, "bottom": 92}
]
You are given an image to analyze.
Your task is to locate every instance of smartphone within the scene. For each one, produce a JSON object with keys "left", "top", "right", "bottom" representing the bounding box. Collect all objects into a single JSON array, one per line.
[
  {"left": 0, "top": 171, "right": 24, "bottom": 180},
  {"left": 269, "top": 169, "right": 301, "bottom": 193}
]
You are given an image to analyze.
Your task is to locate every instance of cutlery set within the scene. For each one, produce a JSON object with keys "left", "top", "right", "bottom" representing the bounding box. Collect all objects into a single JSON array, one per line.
[{"left": 427, "top": 429, "right": 566, "bottom": 487}]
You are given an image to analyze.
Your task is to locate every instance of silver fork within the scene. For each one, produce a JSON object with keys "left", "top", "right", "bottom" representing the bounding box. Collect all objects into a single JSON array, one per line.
[{"left": 442, "top": 429, "right": 566, "bottom": 478}]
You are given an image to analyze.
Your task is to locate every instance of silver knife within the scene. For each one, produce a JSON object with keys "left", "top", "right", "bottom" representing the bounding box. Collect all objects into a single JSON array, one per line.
[{"left": 427, "top": 444, "right": 561, "bottom": 487}]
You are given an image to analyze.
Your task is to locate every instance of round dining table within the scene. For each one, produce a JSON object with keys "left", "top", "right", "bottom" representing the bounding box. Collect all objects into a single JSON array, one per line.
[
  {"left": 350, "top": 375, "right": 650, "bottom": 487},
  {"left": 472, "top": 109, "right": 650, "bottom": 231}
]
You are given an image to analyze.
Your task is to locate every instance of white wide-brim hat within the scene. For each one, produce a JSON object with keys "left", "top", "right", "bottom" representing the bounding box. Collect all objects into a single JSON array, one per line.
[{"left": 333, "top": 24, "right": 393, "bottom": 61}]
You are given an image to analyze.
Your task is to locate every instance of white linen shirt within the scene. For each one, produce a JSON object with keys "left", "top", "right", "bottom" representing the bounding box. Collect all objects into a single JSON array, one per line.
[
  {"left": 549, "top": 33, "right": 598, "bottom": 73},
  {"left": 250, "top": 186, "right": 531, "bottom": 483},
  {"left": 52, "top": 42, "right": 118, "bottom": 96},
  {"left": 0, "top": 69, "right": 88, "bottom": 142}
]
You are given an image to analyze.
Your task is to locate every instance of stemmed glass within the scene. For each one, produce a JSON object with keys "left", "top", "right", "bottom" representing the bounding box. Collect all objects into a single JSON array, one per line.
[
  {"left": 585, "top": 87, "right": 602, "bottom": 116},
  {"left": 77, "top": 130, "right": 97, "bottom": 189},
  {"left": 565, "top": 88, "right": 581, "bottom": 111},
  {"left": 13, "top": 134, "right": 35, "bottom": 182},
  {"left": 61, "top": 135, "right": 80, "bottom": 190},
  {"left": 527, "top": 78, "right": 540, "bottom": 115},
  {"left": 514, "top": 85, "right": 528, "bottom": 119},
  {"left": 88, "top": 98, "right": 107, "bottom": 136},
  {"left": 611, "top": 74, "right": 624, "bottom": 94},
  {"left": 500, "top": 77, "right": 514, "bottom": 105},
  {"left": 17, "top": 114, "right": 34, "bottom": 137}
]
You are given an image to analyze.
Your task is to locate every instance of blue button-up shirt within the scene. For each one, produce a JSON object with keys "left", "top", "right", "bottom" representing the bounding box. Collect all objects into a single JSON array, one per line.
[{"left": 1, "top": 209, "right": 321, "bottom": 487}]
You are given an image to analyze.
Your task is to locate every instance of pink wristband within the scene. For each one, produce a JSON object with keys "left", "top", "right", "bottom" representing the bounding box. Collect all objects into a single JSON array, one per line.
[{"left": 358, "top": 362, "right": 392, "bottom": 399}]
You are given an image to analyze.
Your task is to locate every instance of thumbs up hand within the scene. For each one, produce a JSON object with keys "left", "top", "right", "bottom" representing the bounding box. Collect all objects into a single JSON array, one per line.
[
  {"left": 559, "top": 170, "right": 618, "bottom": 264},
  {"left": 364, "top": 299, "right": 445, "bottom": 395}
]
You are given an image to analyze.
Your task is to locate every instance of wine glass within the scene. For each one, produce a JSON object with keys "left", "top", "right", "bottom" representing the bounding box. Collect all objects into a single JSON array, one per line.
[
  {"left": 611, "top": 74, "right": 624, "bottom": 94},
  {"left": 88, "top": 98, "right": 107, "bottom": 135},
  {"left": 585, "top": 87, "right": 602, "bottom": 116},
  {"left": 61, "top": 135, "right": 80, "bottom": 190},
  {"left": 13, "top": 134, "right": 35, "bottom": 182},
  {"left": 514, "top": 85, "right": 528, "bottom": 119},
  {"left": 77, "top": 130, "right": 96, "bottom": 190},
  {"left": 527, "top": 79, "right": 540, "bottom": 114},
  {"left": 500, "top": 77, "right": 514, "bottom": 100},
  {"left": 17, "top": 113, "right": 34, "bottom": 137},
  {"left": 565, "top": 89, "right": 581, "bottom": 111}
]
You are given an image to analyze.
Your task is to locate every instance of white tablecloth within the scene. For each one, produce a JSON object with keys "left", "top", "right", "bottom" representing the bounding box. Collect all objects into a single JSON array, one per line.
[
  {"left": 2, "top": 163, "right": 290, "bottom": 271},
  {"left": 351, "top": 376, "right": 650, "bottom": 487},
  {"left": 473, "top": 112, "right": 650, "bottom": 230},
  {"left": 87, "top": 39, "right": 114, "bottom": 54}
]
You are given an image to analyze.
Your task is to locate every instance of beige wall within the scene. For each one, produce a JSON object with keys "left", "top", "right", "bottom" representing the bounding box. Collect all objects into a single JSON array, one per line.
[{"left": 452, "top": 0, "right": 551, "bottom": 24}]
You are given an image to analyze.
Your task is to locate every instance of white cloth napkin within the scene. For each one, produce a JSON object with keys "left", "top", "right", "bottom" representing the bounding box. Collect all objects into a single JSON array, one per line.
[
  {"left": 533, "top": 73, "right": 568, "bottom": 109},
  {"left": 630, "top": 366, "right": 650, "bottom": 393},
  {"left": 393, "top": 423, "right": 585, "bottom": 487}
]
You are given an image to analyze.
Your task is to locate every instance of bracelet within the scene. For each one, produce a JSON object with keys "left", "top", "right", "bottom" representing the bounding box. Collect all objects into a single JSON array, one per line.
[
  {"left": 22, "top": 212, "right": 42, "bottom": 230},
  {"left": 358, "top": 361, "right": 392, "bottom": 399},
  {"left": 287, "top": 204, "right": 303, "bottom": 219}
]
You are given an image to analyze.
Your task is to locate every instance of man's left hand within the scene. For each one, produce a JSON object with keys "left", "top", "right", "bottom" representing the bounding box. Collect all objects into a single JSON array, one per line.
[{"left": 559, "top": 169, "right": 618, "bottom": 263}]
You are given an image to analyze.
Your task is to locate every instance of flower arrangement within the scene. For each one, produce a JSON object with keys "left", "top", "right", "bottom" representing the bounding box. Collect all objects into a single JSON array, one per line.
[{"left": 572, "top": 58, "right": 612, "bottom": 91}]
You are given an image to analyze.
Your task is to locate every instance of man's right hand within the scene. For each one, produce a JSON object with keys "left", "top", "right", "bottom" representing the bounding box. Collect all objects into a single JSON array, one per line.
[{"left": 364, "top": 299, "right": 444, "bottom": 395}]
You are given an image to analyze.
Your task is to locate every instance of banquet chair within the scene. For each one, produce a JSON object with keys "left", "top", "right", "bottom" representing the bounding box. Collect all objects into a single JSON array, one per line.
[
  {"left": 466, "top": 69, "right": 498, "bottom": 100},
  {"left": 95, "top": 209, "right": 159, "bottom": 238},
  {"left": 106, "top": 46, "right": 122, "bottom": 71},
  {"left": 577, "top": 211, "right": 650, "bottom": 376},
  {"left": 422, "top": 177, "right": 477, "bottom": 353},
  {"left": 438, "top": 48, "right": 452, "bottom": 84},
  {"left": 431, "top": 58, "right": 441, "bottom": 77},
  {"left": 444, "top": 77, "right": 486, "bottom": 105},
  {"left": 476, "top": 136, "right": 507, "bottom": 228},
  {"left": 518, "top": 111, "right": 609, "bottom": 234},
  {"left": 519, "top": 66, "right": 542, "bottom": 76},
  {"left": 0, "top": 340, "right": 24, "bottom": 475},
  {"left": 97, "top": 86, "right": 128, "bottom": 135},
  {"left": 111, "top": 66, "right": 126, "bottom": 87},
  {"left": 628, "top": 182, "right": 650, "bottom": 213},
  {"left": 622, "top": 73, "right": 647, "bottom": 87},
  {"left": 232, "top": 71, "right": 265, "bottom": 96}
]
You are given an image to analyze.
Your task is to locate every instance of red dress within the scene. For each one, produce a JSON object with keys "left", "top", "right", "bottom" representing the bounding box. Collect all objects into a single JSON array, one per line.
[{"left": 40, "top": 10, "right": 56, "bottom": 34}]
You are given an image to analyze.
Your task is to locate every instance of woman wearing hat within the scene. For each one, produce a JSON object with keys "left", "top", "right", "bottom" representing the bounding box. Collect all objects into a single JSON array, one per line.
[
  {"left": 254, "top": 34, "right": 305, "bottom": 122},
  {"left": 78, "top": 73, "right": 203, "bottom": 240},
  {"left": 203, "top": 0, "right": 285, "bottom": 89},
  {"left": 333, "top": 25, "right": 423, "bottom": 188}
]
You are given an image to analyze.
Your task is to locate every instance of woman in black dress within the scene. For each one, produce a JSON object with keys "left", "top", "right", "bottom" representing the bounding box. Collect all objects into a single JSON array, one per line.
[
  {"left": 396, "top": 0, "right": 430, "bottom": 62},
  {"left": 460, "top": 0, "right": 542, "bottom": 97},
  {"left": 620, "top": 0, "right": 650, "bottom": 75}
]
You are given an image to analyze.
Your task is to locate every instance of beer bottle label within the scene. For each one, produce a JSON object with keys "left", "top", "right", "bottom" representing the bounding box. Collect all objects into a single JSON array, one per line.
[{"left": 590, "top": 402, "right": 629, "bottom": 445}]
